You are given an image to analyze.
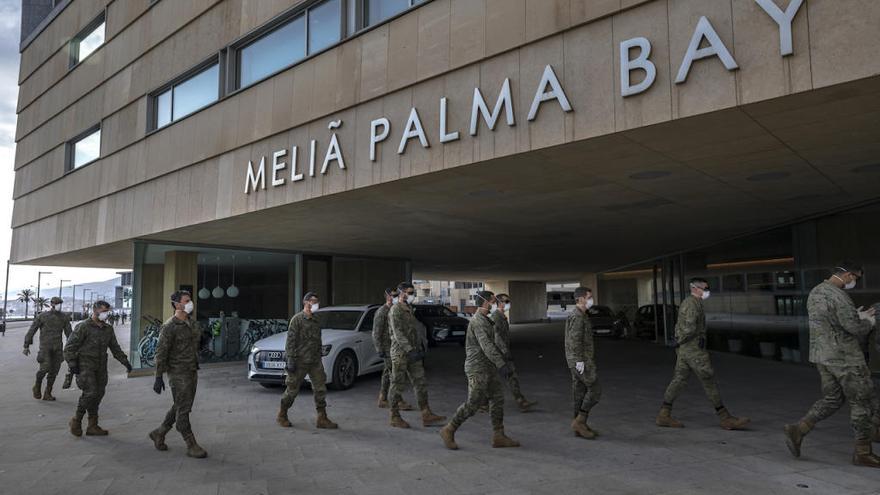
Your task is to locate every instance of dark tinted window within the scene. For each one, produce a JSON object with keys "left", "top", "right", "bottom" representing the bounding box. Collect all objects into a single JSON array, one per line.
[
  {"left": 414, "top": 306, "right": 456, "bottom": 317},
  {"left": 359, "top": 308, "right": 377, "bottom": 331},
  {"left": 313, "top": 310, "right": 362, "bottom": 330},
  {"left": 587, "top": 306, "right": 613, "bottom": 317}
]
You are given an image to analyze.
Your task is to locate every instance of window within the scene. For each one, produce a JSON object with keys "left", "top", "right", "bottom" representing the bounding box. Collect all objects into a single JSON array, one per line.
[
  {"left": 365, "top": 0, "right": 423, "bottom": 27},
  {"left": 776, "top": 271, "right": 797, "bottom": 290},
  {"left": 239, "top": 16, "right": 306, "bottom": 88},
  {"left": 308, "top": 0, "right": 341, "bottom": 53},
  {"left": 313, "top": 310, "right": 362, "bottom": 331},
  {"left": 70, "top": 14, "right": 105, "bottom": 67},
  {"left": 359, "top": 308, "right": 376, "bottom": 331},
  {"left": 747, "top": 272, "right": 774, "bottom": 291},
  {"left": 152, "top": 62, "right": 220, "bottom": 130},
  {"left": 775, "top": 296, "right": 804, "bottom": 316},
  {"left": 68, "top": 126, "right": 101, "bottom": 171},
  {"left": 722, "top": 274, "right": 744, "bottom": 292}
]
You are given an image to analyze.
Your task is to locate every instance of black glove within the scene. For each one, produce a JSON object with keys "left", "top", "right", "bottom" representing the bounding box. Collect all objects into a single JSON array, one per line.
[
  {"left": 124, "top": 363, "right": 132, "bottom": 373},
  {"left": 285, "top": 359, "right": 296, "bottom": 374},
  {"left": 407, "top": 350, "right": 424, "bottom": 363},
  {"left": 378, "top": 351, "right": 387, "bottom": 359},
  {"left": 498, "top": 363, "right": 512, "bottom": 380},
  {"left": 68, "top": 364, "right": 80, "bottom": 375},
  {"left": 153, "top": 376, "right": 165, "bottom": 394},
  {"left": 698, "top": 337, "right": 706, "bottom": 350}
]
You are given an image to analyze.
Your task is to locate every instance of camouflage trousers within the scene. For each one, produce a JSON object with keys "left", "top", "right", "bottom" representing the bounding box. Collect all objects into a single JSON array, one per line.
[
  {"left": 389, "top": 355, "right": 429, "bottom": 413},
  {"left": 662, "top": 349, "right": 723, "bottom": 409},
  {"left": 804, "top": 364, "right": 875, "bottom": 441},
  {"left": 503, "top": 360, "right": 526, "bottom": 402},
  {"left": 280, "top": 362, "right": 327, "bottom": 411},
  {"left": 36, "top": 346, "right": 64, "bottom": 387},
  {"left": 161, "top": 371, "right": 198, "bottom": 436},
  {"left": 379, "top": 357, "right": 404, "bottom": 402},
  {"left": 74, "top": 365, "right": 108, "bottom": 418},
  {"left": 451, "top": 372, "right": 504, "bottom": 430},
  {"left": 571, "top": 363, "right": 601, "bottom": 417}
]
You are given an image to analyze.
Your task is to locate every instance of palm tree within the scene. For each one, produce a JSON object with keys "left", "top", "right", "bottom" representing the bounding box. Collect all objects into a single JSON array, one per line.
[
  {"left": 17, "top": 289, "right": 34, "bottom": 319},
  {"left": 32, "top": 296, "right": 49, "bottom": 315}
]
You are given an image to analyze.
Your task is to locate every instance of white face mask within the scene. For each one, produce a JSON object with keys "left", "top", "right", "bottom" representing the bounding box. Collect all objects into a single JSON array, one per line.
[
  {"left": 504, "top": 303, "right": 511, "bottom": 311},
  {"left": 585, "top": 298, "right": 594, "bottom": 309},
  {"left": 491, "top": 303, "right": 499, "bottom": 312},
  {"left": 701, "top": 290, "right": 711, "bottom": 300},
  {"left": 832, "top": 274, "right": 857, "bottom": 290},
  {"left": 310, "top": 303, "right": 320, "bottom": 312},
  {"left": 183, "top": 301, "right": 194, "bottom": 314},
  {"left": 97, "top": 311, "right": 110, "bottom": 322},
  {"left": 391, "top": 298, "right": 399, "bottom": 305},
  {"left": 406, "top": 294, "right": 415, "bottom": 304}
]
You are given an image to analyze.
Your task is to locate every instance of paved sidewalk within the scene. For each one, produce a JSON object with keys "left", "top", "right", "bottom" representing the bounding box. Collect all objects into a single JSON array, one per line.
[{"left": 1, "top": 321, "right": 879, "bottom": 495}]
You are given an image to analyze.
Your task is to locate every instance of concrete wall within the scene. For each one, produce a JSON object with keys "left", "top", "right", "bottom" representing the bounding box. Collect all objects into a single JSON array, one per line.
[
  {"left": 333, "top": 258, "right": 408, "bottom": 306},
  {"left": 508, "top": 281, "right": 546, "bottom": 323},
  {"left": 12, "top": 0, "right": 880, "bottom": 265}
]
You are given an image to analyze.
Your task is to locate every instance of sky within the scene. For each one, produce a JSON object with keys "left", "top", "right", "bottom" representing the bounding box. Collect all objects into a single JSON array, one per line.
[{"left": 0, "top": 1, "right": 124, "bottom": 301}]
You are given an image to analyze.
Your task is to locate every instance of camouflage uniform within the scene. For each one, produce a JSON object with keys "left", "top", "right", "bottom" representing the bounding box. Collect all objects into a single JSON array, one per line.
[
  {"left": 565, "top": 307, "right": 601, "bottom": 417},
  {"left": 448, "top": 312, "right": 508, "bottom": 430},
  {"left": 662, "top": 296, "right": 723, "bottom": 409},
  {"left": 372, "top": 304, "right": 398, "bottom": 402},
  {"left": 800, "top": 281, "right": 876, "bottom": 441},
  {"left": 24, "top": 309, "right": 72, "bottom": 394},
  {"left": 858, "top": 328, "right": 880, "bottom": 435},
  {"left": 491, "top": 309, "right": 526, "bottom": 402},
  {"left": 155, "top": 317, "right": 201, "bottom": 437},
  {"left": 388, "top": 302, "right": 429, "bottom": 413},
  {"left": 64, "top": 319, "right": 131, "bottom": 420},
  {"left": 280, "top": 311, "right": 327, "bottom": 412}
]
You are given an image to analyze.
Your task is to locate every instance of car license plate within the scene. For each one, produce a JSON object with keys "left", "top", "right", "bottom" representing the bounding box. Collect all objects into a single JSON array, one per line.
[
  {"left": 596, "top": 329, "right": 610, "bottom": 334},
  {"left": 261, "top": 361, "right": 285, "bottom": 369},
  {"left": 452, "top": 331, "right": 465, "bottom": 336}
]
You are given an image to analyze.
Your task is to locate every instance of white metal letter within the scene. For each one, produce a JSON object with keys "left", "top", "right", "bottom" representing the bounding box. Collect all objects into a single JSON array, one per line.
[
  {"left": 291, "top": 146, "right": 303, "bottom": 182},
  {"left": 309, "top": 140, "right": 317, "bottom": 177},
  {"left": 321, "top": 133, "right": 346, "bottom": 173},
  {"left": 754, "top": 0, "right": 804, "bottom": 56},
  {"left": 439, "top": 97, "right": 460, "bottom": 144},
  {"left": 470, "top": 78, "right": 515, "bottom": 136},
  {"left": 370, "top": 118, "right": 390, "bottom": 162},
  {"left": 398, "top": 107, "right": 430, "bottom": 154},
  {"left": 244, "top": 156, "right": 266, "bottom": 194},
  {"left": 620, "top": 37, "right": 657, "bottom": 97},
  {"left": 675, "top": 16, "right": 739, "bottom": 84},
  {"left": 271, "top": 149, "right": 287, "bottom": 187},
  {"left": 528, "top": 65, "right": 573, "bottom": 121}
]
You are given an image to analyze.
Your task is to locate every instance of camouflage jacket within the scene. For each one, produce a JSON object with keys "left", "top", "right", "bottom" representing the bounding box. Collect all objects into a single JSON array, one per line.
[
  {"left": 64, "top": 319, "right": 130, "bottom": 370},
  {"left": 674, "top": 296, "right": 706, "bottom": 350},
  {"left": 24, "top": 310, "right": 72, "bottom": 350},
  {"left": 808, "top": 281, "right": 874, "bottom": 366},
  {"left": 389, "top": 302, "right": 421, "bottom": 357},
  {"left": 372, "top": 304, "right": 392, "bottom": 354},
  {"left": 464, "top": 311, "right": 507, "bottom": 374},
  {"left": 286, "top": 311, "right": 322, "bottom": 366},
  {"left": 155, "top": 316, "right": 200, "bottom": 376},
  {"left": 564, "top": 307, "right": 594, "bottom": 368},
  {"left": 490, "top": 309, "right": 512, "bottom": 358}
]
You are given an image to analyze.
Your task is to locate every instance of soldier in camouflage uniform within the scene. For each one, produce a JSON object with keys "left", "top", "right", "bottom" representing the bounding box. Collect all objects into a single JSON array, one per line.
[
  {"left": 277, "top": 292, "right": 338, "bottom": 430},
  {"left": 388, "top": 282, "right": 446, "bottom": 428},
  {"left": 783, "top": 263, "right": 880, "bottom": 467},
  {"left": 441, "top": 291, "right": 519, "bottom": 449},
  {"left": 565, "top": 287, "right": 601, "bottom": 439},
  {"left": 63, "top": 300, "right": 132, "bottom": 437},
  {"left": 491, "top": 293, "right": 537, "bottom": 411},
  {"left": 23, "top": 296, "right": 72, "bottom": 401},
  {"left": 656, "top": 278, "right": 749, "bottom": 430},
  {"left": 372, "top": 288, "right": 414, "bottom": 410},
  {"left": 856, "top": 312, "right": 880, "bottom": 443},
  {"left": 149, "top": 290, "right": 207, "bottom": 458}
]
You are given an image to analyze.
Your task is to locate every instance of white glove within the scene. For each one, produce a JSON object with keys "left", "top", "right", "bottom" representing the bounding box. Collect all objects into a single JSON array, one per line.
[
  {"left": 575, "top": 361, "right": 585, "bottom": 374},
  {"left": 858, "top": 307, "right": 877, "bottom": 325}
]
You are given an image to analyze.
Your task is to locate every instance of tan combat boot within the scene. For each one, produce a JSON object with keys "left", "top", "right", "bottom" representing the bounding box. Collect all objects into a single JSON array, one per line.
[
  {"left": 517, "top": 398, "right": 537, "bottom": 412},
  {"left": 783, "top": 420, "right": 813, "bottom": 458},
  {"left": 717, "top": 407, "right": 750, "bottom": 430},
  {"left": 440, "top": 424, "right": 459, "bottom": 450},
  {"left": 853, "top": 440, "right": 880, "bottom": 468},
  {"left": 316, "top": 408, "right": 338, "bottom": 429},
  {"left": 85, "top": 416, "right": 109, "bottom": 436},
  {"left": 69, "top": 414, "right": 83, "bottom": 437},
  {"left": 390, "top": 412, "right": 411, "bottom": 429},
  {"left": 149, "top": 425, "right": 171, "bottom": 451},
  {"left": 32, "top": 379, "right": 42, "bottom": 400},
  {"left": 656, "top": 405, "right": 683, "bottom": 428},
  {"left": 398, "top": 399, "right": 415, "bottom": 411},
  {"left": 276, "top": 407, "right": 292, "bottom": 428},
  {"left": 421, "top": 408, "right": 446, "bottom": 427},
  {"left": 184, "top": 433, "right": 208, "bottom": 459},
  {"left": 571, "top": 413, "right": 596, "bottom": 439},
  {"left": 377, "top": 393, "right": 389, "bottom": 409},
  {"left": 42, "top": 384, "right": 56, "bottom": 401},
  {"left": 492, "top": 428, "right": 521, "bottom": 448}
]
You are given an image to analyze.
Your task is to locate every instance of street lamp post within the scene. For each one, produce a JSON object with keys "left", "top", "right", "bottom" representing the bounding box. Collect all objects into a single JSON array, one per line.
[
  {"left": 59, "top": 280, "right": 71, "bottom": 303},
  {"left": 2, "top": 260, "right": 9, "bottom": 335},
  {"left": 36, "top": 271, "right": 52, "bottom": 300},
  {"left": 82, "top": 289, "right": 92, "bottom": 316},
  {"left": 70, "top": 284, "right": 77, "bottom": 313}
]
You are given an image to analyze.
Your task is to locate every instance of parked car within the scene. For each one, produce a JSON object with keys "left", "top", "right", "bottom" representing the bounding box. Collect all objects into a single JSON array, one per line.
[
  {"left": 587, "top": 305, "right": 629, "bottom": 339},
  {"left": 247, "top": 305, "right": 427, "bottom": 390},
  {"left": 633, "top": 304, "right": 678, "bottom": 340},
  {"left": 412, "top": 304, "right": 469, "bottom": 346}
]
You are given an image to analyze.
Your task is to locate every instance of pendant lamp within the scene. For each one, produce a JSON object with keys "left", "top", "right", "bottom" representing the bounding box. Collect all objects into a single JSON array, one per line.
[
  {"left": 226, "top": 255, "right": 239, "bottom": 298},
  {"left": 198, "top": 259, "right": 210, "bottom": 299},
  {"left": 212, "top": 257, "right": 224, "bottom": 299}
]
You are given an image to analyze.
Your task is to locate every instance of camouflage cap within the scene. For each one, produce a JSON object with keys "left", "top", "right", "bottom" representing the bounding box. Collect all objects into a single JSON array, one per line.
[{"left": 50, "top": 296, "right": 63, "bottom": 305}]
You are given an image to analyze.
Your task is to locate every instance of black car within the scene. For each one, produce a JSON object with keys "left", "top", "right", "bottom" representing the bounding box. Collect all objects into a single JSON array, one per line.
[
  {"left": 633, "top": 304, "right": 678, "bottom": 339},
  {"left": 587, "top": 305, "right": 629, "bottom": 339},
  {"left": 412, "top": 304, "right": 469, "bottom": 346}
]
